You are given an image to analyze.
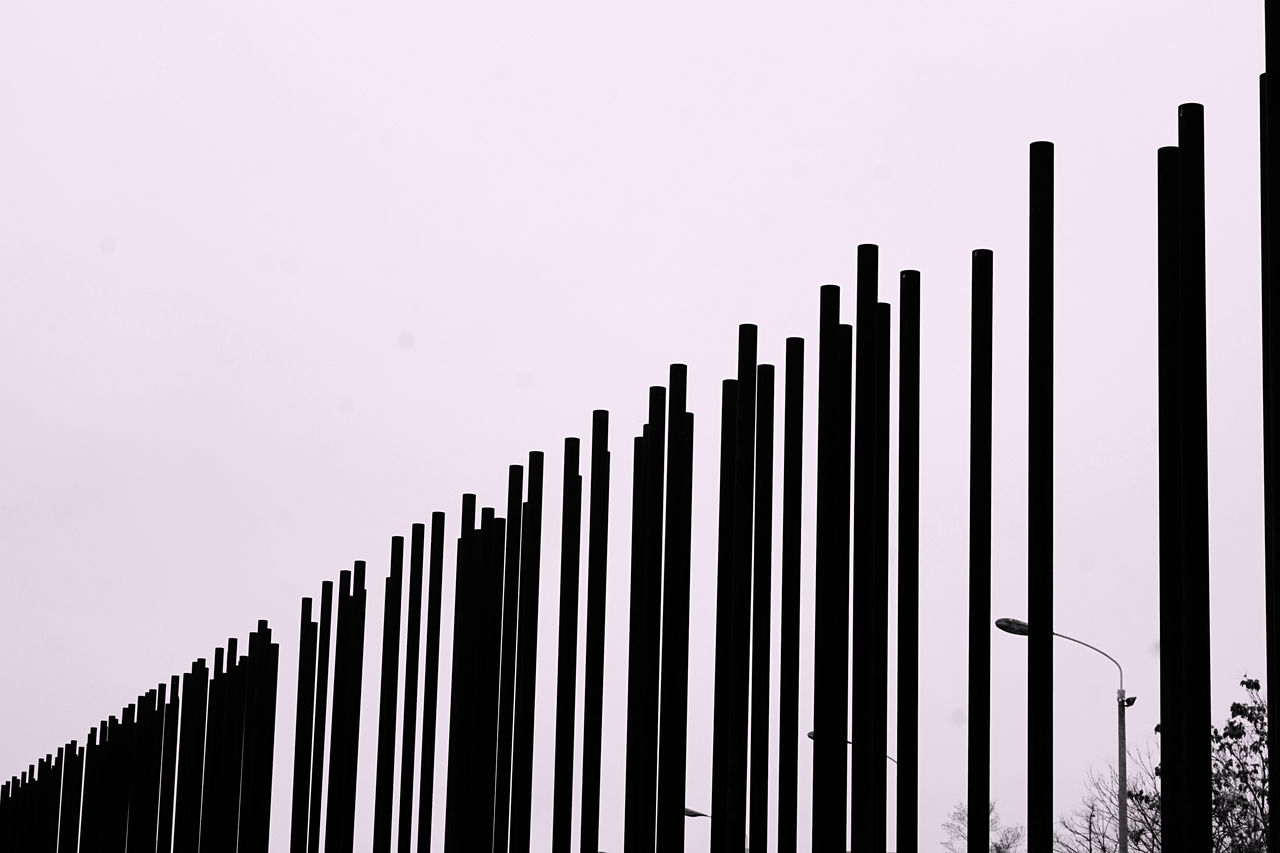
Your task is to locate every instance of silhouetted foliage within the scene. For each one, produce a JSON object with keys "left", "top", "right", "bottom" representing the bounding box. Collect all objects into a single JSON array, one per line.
[{"left": 942, "top": 800, "right": 1026, "bottom": 853}]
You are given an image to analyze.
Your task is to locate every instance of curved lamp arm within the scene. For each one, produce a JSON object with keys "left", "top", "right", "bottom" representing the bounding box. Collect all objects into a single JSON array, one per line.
[{"left": 1053, "top": 630, "right": 1123, "bottom": 692}]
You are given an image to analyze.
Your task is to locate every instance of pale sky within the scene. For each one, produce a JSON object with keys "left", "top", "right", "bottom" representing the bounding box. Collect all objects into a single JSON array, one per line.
[{"left": 0, "top": 1, "right": 1270, "bottom": 851}]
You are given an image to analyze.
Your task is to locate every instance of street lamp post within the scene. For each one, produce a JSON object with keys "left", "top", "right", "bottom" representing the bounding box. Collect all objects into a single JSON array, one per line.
[{"left": 995, "top": 617, "right": 1134, "bottom": 853}]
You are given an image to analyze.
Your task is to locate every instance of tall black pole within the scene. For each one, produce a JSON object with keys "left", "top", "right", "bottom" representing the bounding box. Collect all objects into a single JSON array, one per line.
[
  {"left": 778, "top": 337, "right": 804, "bottom": 853},
  {"left": 871, "top": 302, "right": 891, "bottom": 853},
  {"left": 509, "top": 451, "right": 544, "bottom": 853},
  {"left": 580, "top": 411, "right": 611, "bottom": 853},
  {"left": 750, "top": 363, "right": 775, "bottom": 853},
  {"left": 624, "top": 431, "right": 650, "bottom": 853},
  {"left": 729, "top": 325, "right": 757, "bottom": 851},
  {"left": 658, "top": 365, "right": 694, "bottom": 853},
  {"left": 851, "top": 244, "right": 880, "bottom": 853},
  {"left": 1027, "top": 140, "right": 1055, "bottom": 853},
  {"left": 552, "top": 437, "right": 583, "bottom": 853},
  {"left": 374, "top": 537, "right": 405, "bottom": 853},
  {"left": 711, "top": 377, "right": 738, "bottom": 853},
  {"left": 291, "top": 599, "right": 318, "bottom": 853},
  {"left": 969, "top": 248, "right": 994, "bottom": 853},
  {"left": 897, "top": 273, "right": 921, "bottom": 853},
  {"left": 307, "top": 583, "right": 334, "bottom": 853},
  {"left": 1261, "top": 45, "right": 1279, "bottom": 853},
  {"left": 418, "top": 511, "right": 446, "bottom": 853},
  {"left": 444, "top": 496, "right": 478, "bottom": 853},
  {"left": 399, "top": 523, "right": 425, "bottom": 853},
  {"left": 1177, "top": 102, "right": 1212, "bottom": 853},
  {"left": 812, "top": 284, "right": 851, "bottom": 853},
  {"left": 494, "top": 465, "right": 525, "bottom": 853}
]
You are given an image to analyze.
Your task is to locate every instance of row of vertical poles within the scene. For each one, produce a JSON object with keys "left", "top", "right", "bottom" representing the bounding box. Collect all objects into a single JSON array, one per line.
[
  {"left": 0, "top": 624, "right": 277, "bottom": 853},
  {"left": 1158, "top": 104, "right": 1213, "bottom": 853}
]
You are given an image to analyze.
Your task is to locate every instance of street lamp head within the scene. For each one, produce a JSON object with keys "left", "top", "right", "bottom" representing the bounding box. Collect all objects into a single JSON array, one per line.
[
  {"left": 995, "top": 617, "right": 1031, "bottom": 636},
  {"left": 1125, "top": 696, "right": 1137, "bottom": 707}
]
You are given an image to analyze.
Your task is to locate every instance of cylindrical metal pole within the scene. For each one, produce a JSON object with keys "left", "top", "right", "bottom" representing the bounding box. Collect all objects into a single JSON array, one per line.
[{"left": 1118, "top": 689, "right": 1128, "bottom": 853}]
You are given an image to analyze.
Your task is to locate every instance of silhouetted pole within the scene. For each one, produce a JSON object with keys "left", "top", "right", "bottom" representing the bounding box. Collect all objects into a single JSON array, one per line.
[
  {"left": 173, "top": 659, "right": 208, "bottom": 853},
  {"left": 1261, "top": 54, "right": 1280, "bottom": 853},
  {"left": 374, "top": 537, "right": 406, "bottom": 853},
  {"left": 778, "top": 337, "right": 804, "bottom": 853},
  {"left": 851, "top": 243, "right": 881, "bottom": 853},
  {"left": 444, "top": 495, "right": 478, "bottom": 853},
  {"left": 749, "top": 363, "right": 775, "bottom": 853},
  {"left": 418, "top": 511, "right": 446, "bottom": 853},
  {"left": 730, "top": 326, "right": 757, "bottom": 851},
  {"left": 969, "top": 248, "right": 994, "bottom": 853},
  {"left": 494, "top": 465, "right": 525, "bottom": 853},
  {"left": 327, "top": 564, "right": 368, "bottom": 853},
  {"left": 897, "top": 273, "right": 921, "bottom": 853},
  {"left": 510, "top": 452, "right": 545, "bottom": 853},
  {"left": 1028, "top": 140, "right": 1054, "bottom": 853},
  {"left": 580, "top": 411, "right": 612, "bottom": 853},
  {"left": 158, "top": 675, "right": 180, "bottom": 853},
  {"left": 199, "top": 650, "right": 225, "bottom": 853},
  {"left": 552, "top": 437, "right": 584, "bottom": 853},
  {"left": 58, "top": 740, "right": 83, "bottom": 853},
  {"left": 872, "top": 302, "right": 892, "bottom": 853},
  {"left": 292, "top": 599, "right": 319, "bottom": 853},
  {"left": 307, "top": 582, "right": 335, "bottom": 853},
  {"left": 812, "top": 284, "right": 852, "bottom": 853},
  {"left": 711, "top": 377, "right": 739, "bottom": 853},
  {"left": 397, "top": 524, "right": 424, "bottom": 853},
  {"left": 658, "top": 365, "right": 695, "bottom": 853},
  {"left": 480, "top": 514, "right": 508, "bottom": 853}
]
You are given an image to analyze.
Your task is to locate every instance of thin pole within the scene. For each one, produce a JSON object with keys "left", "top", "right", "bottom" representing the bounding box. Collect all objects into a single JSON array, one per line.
[
  {"left": 778, "top": 337, "right": 804, "bottom": 853},
  {"left": 658, "top": 366, "right": 694, "bottom": 853},
  {"left": 580, "top": 411, "right": 612, "bottom": 853},
  {"left": 749, "top": 363, "right": 775, "bottom": 853},
  {"left": 711, "top": 378, "right": 738, "bottom": 853},
  {"left": 290, "top": 599, "right": 318, "bottom": 853},
  {"left": 494, "top": 466, "right": 525, "bottom": 853},
  {"left": 552, "top": 437, "right": 583, "bottom": 853},
  {"left": 417, "top": 512, "right": 447, "bottom": 853},
  {"left": 509, "top": 452, "right": 545, "bottom": 853},
  {"left": 1028, "top": 139, "right": 1055, "bottom": 853},
  {"left": 897, "top": 273, "right": 921, "bottom": 853},
  {"left": 373, "top": 537, "right": 405, "bottom": 853},
  {"left": 969, "top": 249, "right": 994, "bottom": 853},
  {"left": 399, "top": 523, "right": 425, "bottom": 853},
  {"left": 1157, "top": 144, "right": 1184, "bottom": 853},
  {"left": 307, "top": 584, "right": 334, "bottom": 853},
  {"left": 871, "top": 302, "right": 891, "bottom": 853},
  {"left": 1176, "top": 103, "right": 1212, "bottom": 853},
  {"left": 1118, "top": 689, "right": 1129, "bottom": 853}
]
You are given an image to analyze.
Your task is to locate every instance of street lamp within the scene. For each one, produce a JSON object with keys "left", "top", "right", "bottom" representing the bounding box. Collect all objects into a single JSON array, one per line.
[{"left": 995, "top": 617, "right": 1135, "bottom": 853}]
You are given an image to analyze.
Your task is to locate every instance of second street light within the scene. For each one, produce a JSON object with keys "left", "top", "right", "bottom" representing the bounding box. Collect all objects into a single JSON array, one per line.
[{"left": 996, "top": 617, "right": 1136, "bottom": 853}]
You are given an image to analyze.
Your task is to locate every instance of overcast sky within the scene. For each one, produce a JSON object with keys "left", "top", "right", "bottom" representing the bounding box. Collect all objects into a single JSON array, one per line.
[{"left": 0, "top": 0, "right": 1270, "bottom": 850}]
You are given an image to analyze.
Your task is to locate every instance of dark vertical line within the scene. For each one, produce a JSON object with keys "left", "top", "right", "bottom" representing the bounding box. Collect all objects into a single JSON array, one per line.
[
  {"left": 644, "top": 387, "right": 667, "bottom": 853},
  {"left": 812, "top": 283, "right": 851, "bottom": 853},
  {"left": 1261, "top": 67, "right": 1280, "bottom": 853},
  {"left": 871, "top": 303, "right": 892, "bottom": 853},
  {"left": 399, "top": 523, "right": 425, "bottom": 853},
  {"left": 552, "top": 437, "right": 583, "bottom": 853},
  {"left": 968, "top": 248, "right": 994, "bottom": 853},
  {"left": 897, "top": 273, "right": 921, "bottom": 853},
  {"left": 750, "top": 363, "right": 775, "bottom": 853},
  {"left": 417, "top": 511, "right": 447, "bottom": 853},
  {"left": 199, "top": 652, "right": 225, "bottom": 853},
  {"left": 157, "top": 676, "right": 180, "bottom": 853},
  {"left": 849, "top": 240, "right": 880, "bottom": 850},
  {"left": 223, "top": 646, "right": 247, "bottom": 853},
  {"left": 444, "top": 500, "right": 478, "bottom": 853},
  {"left": 480, "top": 516, "right": 508, "bottom": 853},
  {"left": 308, "top": 583, "right": 335, "bottom": 853},
  {"left": 729, "top": 325, "right": 757, "bottom": 852},
  {"left": 657, "top": 366, "right": 694, "bottom": 853},
  {"left": 494, "top": 466, "right": 525, "bottom": 853},
  {"left": 246, "top": 621, "right": 280, "bottom": 853},
  {"left": 580, "top": 411, "right": 612, "bottom": 853},
  {"left": 851, "top": 244, "right": 880, "bottom": 853},
  {"left": 173, "top": 660, "right": 208, "bottom": 853},
  {"left": 625, "top": 433, "right": 650, "bottom": 853},
  {"left": 509, "top": 452, "right": 544, "bottom": 853},
  {"left": 291, "top": 600, "right": 318, "bottom": 853},
  {"left": 374, "top": 537, "right": 406, "bottom": 853},
  {"left": 711, "top": 379, "right": 738, "bottom": 853},
  {"left": 1177, "top": 103, "right": 1212, "bottom": 853},
  {"left": 1158, "top": 144, "right": 1184, "bottom": 853},
  {"left": 778, "top": 337, "right": 804, "bottom": 853},
  {"left": 325, "top": 570, "right": 354, "bottom": 853},
  {"left": 84, "top": 726, "right": 101, "bottom": 851},
  {"left": 57, "top": 740, "right": 82, "bottom": 853},
  {"left": 1027, "top": 140, "right": 1055, "bottom": 853}
]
